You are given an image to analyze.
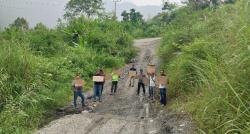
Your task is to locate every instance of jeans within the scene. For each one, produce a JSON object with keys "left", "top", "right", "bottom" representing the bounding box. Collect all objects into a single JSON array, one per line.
[
  {"left": 111, "top": 81, "right": 118, "bottom": 93},
  {"left": 74, "top": 90, "right": 85, "bottom": 107},
  {"left": 137, "top": 82, "right": 145, "bottom": 95},
  {"left": 160, "top": 88, "right": 167, "bottom": 105},
  {"left": 100, "top": 83, "right": 104, "bottom": 95},
  {"left": 94, "top": 84, "right": 102, "bottom": 101},
  {"left": 149, "top": 86, "right": 155, "bottom": 99}
]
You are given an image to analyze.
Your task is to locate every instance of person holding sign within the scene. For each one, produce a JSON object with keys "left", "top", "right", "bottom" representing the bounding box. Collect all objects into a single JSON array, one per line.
[
  {"left": 72, "top": 74, "right": 85, "bottom": 108},
  {"left": 129, "top": 64, "right": 137, "bottom": 87},
  {"left": 158, "top": 70, "right": 169, "bottom": 106},
  {"left": 137, "top": 69, "right": 146, "bottom": 96},
  {"left": 110, "top": 72, "right": 120, "bottom": 95},
  {"left": 93, "top": 70, "right": 104, "bottom": 102},
  {"left": 148, "top": 73, "right": 156, "bottom": 100}
]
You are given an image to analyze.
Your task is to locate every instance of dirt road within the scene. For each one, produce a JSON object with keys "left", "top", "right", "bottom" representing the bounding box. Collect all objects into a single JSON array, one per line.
[{"left": 35, "top": 38, "right": 193, "bottom": 134}]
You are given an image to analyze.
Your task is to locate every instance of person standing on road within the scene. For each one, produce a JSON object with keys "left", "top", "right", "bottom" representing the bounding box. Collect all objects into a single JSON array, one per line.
[
  {"left": 129, "top": 64, "right": 137, "bottom": 87},
  {"left": 158, "top": 70, "right": 169, "bottom": 106},
  {"left": 137, "top": 69, "right": 146, "bottom": 96},
  {"left": 110, "top": 72, "right": 120, "bottom": 95},
  {"left": 148, "top": 73, "right": 156, "bottom": 100},
  {"left": 72, "top": 74, "right": 85, "bottom": 108},
  {"left": 93, "top": 70, "right": 103, "bottom": 102},
  {"left": 99, "top": 69, "right": 105, "bottom": 95}
]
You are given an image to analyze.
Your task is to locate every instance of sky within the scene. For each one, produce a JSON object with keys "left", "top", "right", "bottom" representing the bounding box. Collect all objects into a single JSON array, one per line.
[
  {"left": 117, "top": 0, "right": 182, "bottom": 6},
  {"left": 0, "top": 0, "right": 183, "bottom": 29},
  {"left": 121, "top": 0, "right": 163, "bottom": 6}
]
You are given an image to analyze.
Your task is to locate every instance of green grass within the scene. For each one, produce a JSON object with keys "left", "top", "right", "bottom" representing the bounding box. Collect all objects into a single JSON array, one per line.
[
  {"left": 0, "top": 17, "right": 136, "bottom": 133},
  {"left": 160, "top": 1, "right": 250, "bottom": 133}
]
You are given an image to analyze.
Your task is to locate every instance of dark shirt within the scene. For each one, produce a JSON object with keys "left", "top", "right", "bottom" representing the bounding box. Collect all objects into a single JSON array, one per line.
[{"left": 130, "top": 67, "right": 136, "bottom": 71}]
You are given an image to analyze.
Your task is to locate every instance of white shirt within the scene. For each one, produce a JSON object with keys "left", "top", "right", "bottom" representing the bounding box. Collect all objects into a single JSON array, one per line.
[
  {"left": 149, "top": 76, "right": 156, "bottom": 87},
  {"left": 159, "top": 84, "right": 166, "bottom": 89}
]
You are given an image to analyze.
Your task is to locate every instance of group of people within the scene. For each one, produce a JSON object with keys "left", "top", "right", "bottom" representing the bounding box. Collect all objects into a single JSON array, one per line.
[
  {"left": 129, "top": 64, "right": 169, "bottom": 106},
  {"left": 71, "top": 64, "right": 169, "bottom": 108}
]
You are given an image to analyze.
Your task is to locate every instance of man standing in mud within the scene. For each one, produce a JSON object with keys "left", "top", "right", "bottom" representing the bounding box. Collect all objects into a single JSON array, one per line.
[
  {"left": 137, "top": 69, "right": 146, "bottom": 96},
  {"left": 158, "top": 70, "right": 169, "bottom": 106},
  {"left": 72, "top": 74, "right": 85, "bottom": 108},
  {"left": 129, "top": 64, "right": 137, "bottom": 87},
  {"left": 93, "top": 70, "right": 104, "bottom": 102}
]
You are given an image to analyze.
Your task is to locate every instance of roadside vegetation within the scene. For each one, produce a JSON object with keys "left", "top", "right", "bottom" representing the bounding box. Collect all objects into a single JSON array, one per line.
[{"left": 160, "top": 0, "right": 250, "bottom": 133}]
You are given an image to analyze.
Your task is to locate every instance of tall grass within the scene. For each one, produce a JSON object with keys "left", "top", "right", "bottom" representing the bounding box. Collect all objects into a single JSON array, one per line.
[
  {"left": 160, "top": 0, "right": 250, "bottom": 133},
  {"left": 0, "top": 18, "right": 136, "bottom": 133}
]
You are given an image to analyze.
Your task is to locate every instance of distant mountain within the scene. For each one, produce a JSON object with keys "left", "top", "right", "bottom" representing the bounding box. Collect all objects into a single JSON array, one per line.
[
  {"left": 103, "top": 1, "right": 162, "bottom": 20},
  {"left": 0, "top": 0, "right": 162, "bottom": 29}
]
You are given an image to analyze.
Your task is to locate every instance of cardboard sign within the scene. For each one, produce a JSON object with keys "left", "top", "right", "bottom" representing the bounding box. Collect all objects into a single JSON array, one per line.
[
  {"left": 158, "top": 76, "right": 167, "bottom": 85},
  {"left": 147, "top": 65, "right": 156, "bottom": 74},
  {"left": 129, "top": 71, "right": 137, "bottom": 77},
  {"left": 93, "top": 76, "right": 104, "bottom": 82}
]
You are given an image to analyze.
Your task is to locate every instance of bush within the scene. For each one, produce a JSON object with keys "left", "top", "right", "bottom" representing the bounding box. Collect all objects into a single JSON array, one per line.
[
  {"left": 0, "top": 17, "right": 136, "bottom": 133},
  {"left": 160, "top": 1, "right": 250, "bottom": 133}
]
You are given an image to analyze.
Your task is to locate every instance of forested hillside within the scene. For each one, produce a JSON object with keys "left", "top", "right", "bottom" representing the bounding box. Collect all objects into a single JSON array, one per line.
[
  {"left": 0, "top": 17, "right": 136, "bottom": 133},
  {"left": 160, "top": 0, "right": 250, "bottom": 133}
]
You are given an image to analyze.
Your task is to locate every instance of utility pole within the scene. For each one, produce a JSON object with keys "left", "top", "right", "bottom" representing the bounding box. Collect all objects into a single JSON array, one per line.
[{"left": 113, "top": 0, "right": 121, "bottom": 19}]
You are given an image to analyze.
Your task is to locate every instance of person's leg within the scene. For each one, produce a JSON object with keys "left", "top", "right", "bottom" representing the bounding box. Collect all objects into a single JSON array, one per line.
[
  {"left": 78, "top": 90, "right": 85, "bottom": 106},
  {"left": 152, "top": 86, "right": 155, "bottom": 100},
  {"left": 149, "top": 86, "right": 152, "bottom": 98},
  {"left": 73, "top": 91, "right": 77, "bottom": 108},
  {"left": 111, "top": 82, "right": 114, "bottom": 93},
  {"left": 142, "top": 83, "right": 146, "bottom": 95},
  {"left": 98, "top": 85, "right": 102, "bottom": 102},
  {"left": 132, "top": 77, "right": 135, "bottom": 87},
  {"left": 137, "top": 83, "right": 141, "bottom": 95},
  {"left": 129, "top": 77, "right": 132, "bottom": 86},
  {"left": 94, "top": 85, "right": 98, "bottom": 101},
  {"left": 114, "top": 81, "right": 118, "bottom": 93},
  {"left": 163, "top": 88, "right": 167, "bottom": 105},
  {"left": 100, "top": 84, "right": 104, "bottom": 95},
  {"left": 160, "top": 88, "right": 163, "bottom": 105}
]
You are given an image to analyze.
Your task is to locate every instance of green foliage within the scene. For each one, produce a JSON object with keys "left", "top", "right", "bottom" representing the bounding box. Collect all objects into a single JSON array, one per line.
[
  {"left": 0, "top": 17, "right": 135, "bottom": 133},
  {"left": 10, "top": 17, "right": 29, "bottom": 30},
  {"left": 160, "top": 0, "right": 250, "bottom": 133},
  {"left": 64, "top": 0, "right": 103, "bottom": 19}
]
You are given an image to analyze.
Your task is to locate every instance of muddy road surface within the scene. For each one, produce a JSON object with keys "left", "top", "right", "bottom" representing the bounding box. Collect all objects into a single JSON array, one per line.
[{"left": 35, "top": 38, "right": 193, "bottom": 134}]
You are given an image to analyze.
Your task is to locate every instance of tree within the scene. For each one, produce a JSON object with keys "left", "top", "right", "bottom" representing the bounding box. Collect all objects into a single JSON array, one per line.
[
  {"left": 121, "top": 11, "right": 130, "bottom": 22},
  {"left": 10, "top": 17, "right": 29, "bottom": 30},
  {"left": 64, "top": 0, "right": 103, "bottom": 19},
  {"left": 162, "top": 1, "right": 176, "bottom": 11},
  {"left": 129, "top": 9, "right": 143, "bottom": 24},
  {"left": 121, "top": 9, "right": 144, "bottom": 25}
]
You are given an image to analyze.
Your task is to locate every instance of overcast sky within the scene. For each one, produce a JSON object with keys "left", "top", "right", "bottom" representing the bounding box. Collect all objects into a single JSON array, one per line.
[
  {"left": 0, "top": 0, "right": 183, "bottom": 29},
  {"left": 112, "top": 0, "right": 182, "bottom": 6}
]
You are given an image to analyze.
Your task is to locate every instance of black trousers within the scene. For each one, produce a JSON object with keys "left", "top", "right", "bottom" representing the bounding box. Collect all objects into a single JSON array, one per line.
[
  {"left": 137, "top": 82, "right": 145, "bottom": 95},
  {"left": 111, "top": 81, "right": 118, "bottom": 93}
]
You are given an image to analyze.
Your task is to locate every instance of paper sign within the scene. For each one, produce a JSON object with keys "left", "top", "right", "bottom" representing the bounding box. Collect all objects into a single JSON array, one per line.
[
  {"left": 147, "top": 65, "right": 156, "bottom": 74},
  {"left": 129, "top": 71, "right": 137, "bottom": 77},
  {"left": 93, "top": 76, "right": 104, "bottom": 82}
]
